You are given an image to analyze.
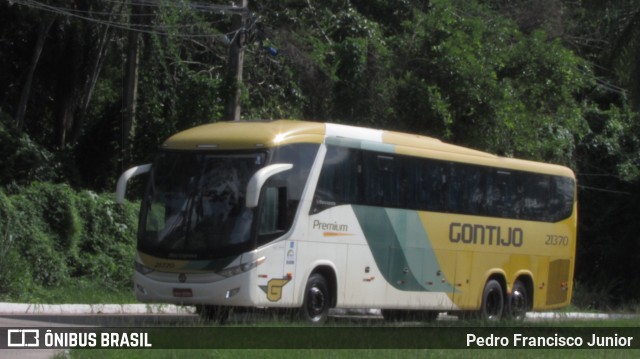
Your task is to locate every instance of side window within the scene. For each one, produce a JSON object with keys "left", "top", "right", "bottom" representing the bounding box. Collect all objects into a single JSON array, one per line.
[
  {"left": 521, "top": 174, "right": 550, "bottom": 221},
  {"left": 258, "top": 186, "right": 279, "bottom": 236},
  {"left": 257, "top": 186, "right": 288, "bottom": 245},
  {"left": 363, "top": 152, "right": 401, "bottom": 207},
  {"left": 447, "top": 163, "right": 486, "bottom": 214},
  {"left": 447, "top": 163, "right": 465, "bottom": 213},
  {"left": 309, "top": 145, "right": 575, "bottom": 222},
  {"left": 269, "top": 143, "right": 320, "bottom": 227},
  {"left": 549, "top": 176, "right": 575, "bottom": 222},
  {"left": 311, "top": 146, "right": 361, "bottom": 213},
  {"left": 520, "top": 174, "right": 575, "bottom": 222},
  {"left": 408, "top": 158, "right": 446, "bottom": 212},
  {"left": 466, "top": 166, "right": 486, "bottom": 215},
  {"left": 486, "top": 169, "right": 518, "bottom": 218}
]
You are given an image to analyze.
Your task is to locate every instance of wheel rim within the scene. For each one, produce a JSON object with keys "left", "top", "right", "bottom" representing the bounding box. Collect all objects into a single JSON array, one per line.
[
  {"left": 510, "top": 288, "right": 527, "bottom": 319},
  {"left": 306, "top": 286, "right": 326, "bottom": 320}
]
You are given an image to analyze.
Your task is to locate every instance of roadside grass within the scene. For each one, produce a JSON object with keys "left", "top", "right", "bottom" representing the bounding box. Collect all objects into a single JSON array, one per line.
[
  {"left": 64, "top": 348, "right": 639, "bottom": 359},
  {"left": 29, "top": 280, "right": 136, "bottom": 304},
  {"left": 62, "top": 317, "right": 640, "bottom": 358},
  {"left": 24, "top": 285, "right": 640, "bottom": 358}
]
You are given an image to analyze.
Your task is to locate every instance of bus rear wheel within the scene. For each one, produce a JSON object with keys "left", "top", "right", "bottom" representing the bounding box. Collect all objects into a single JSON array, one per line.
[
  {"left": 480, "top": 279, "right": 505, "bottom": 321},
  {"left": 508, "top": 280, "right": 529, "bottom": 321},
  {"left": 300, "top": 273, "right": 330, "bottom": 324}
]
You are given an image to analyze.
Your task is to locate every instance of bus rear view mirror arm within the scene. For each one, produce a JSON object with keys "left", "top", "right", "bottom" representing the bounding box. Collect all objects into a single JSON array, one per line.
[
  {"left": 246, "top": 163, "right": 293, "bottom": 209},
  {"left": 116, "top": 164, "right": 152, "bottom": 204}
]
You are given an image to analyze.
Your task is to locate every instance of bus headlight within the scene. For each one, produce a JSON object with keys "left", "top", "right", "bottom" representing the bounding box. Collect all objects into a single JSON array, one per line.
[
  {"left": 135, "top": 260, "right": 154, "bottom": 275},
  {"left": 218, "top": 257, "right": 266, "bottom": 278}
]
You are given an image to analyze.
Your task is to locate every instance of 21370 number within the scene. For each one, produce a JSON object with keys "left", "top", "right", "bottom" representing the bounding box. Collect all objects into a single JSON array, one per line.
[{"left": 545, "top": 234, "right": 569, "bottom": 246}]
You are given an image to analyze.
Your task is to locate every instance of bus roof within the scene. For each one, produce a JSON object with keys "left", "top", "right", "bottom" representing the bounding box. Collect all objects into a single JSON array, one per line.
[{"left": 162, "top": 120, "right": 575, "bottom": 178}]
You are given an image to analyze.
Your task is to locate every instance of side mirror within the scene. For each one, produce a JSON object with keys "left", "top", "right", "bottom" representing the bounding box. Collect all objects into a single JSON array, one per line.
[
  {"left": 246, "top": 163, "right": 293, "bottom": 208},
  {"left": 116, "top": 164, "right": 152, "bottom": 204}
]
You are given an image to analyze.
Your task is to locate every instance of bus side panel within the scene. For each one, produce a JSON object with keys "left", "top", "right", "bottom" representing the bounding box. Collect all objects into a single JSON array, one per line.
[
  {"left": 533, "top": 256, "right": 550, "bottom": 309},
  {"left": 343, "top": 243, "right": 387, "bottom": 307},
  {"left": 292, "top": 239, "right": 348, "bottom": 307},
  {"left": 305, "top": 205, "right": 369, "bottom": 308},
  {"left": 450, "top": 251, "right": 474, "bottom": 309},
  {"left": 423, "top": 211, "right": 576, "bottom": 311},
  {"left": 351, "top": 206, "right": 458, "bottom": 310},
  {"left": 306, "top": 205, "right": 458, "bottom": 310},
  {"left": 295, "top": 205, "right": 356, "bottom": 307}
]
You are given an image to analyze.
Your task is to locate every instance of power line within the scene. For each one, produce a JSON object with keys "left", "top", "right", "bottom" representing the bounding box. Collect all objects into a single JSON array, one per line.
[
  {"left": 578, "top": 184, "right": 632, "bottom": 195},
  {"left": 134, "top": 0, "right": 245, "bottom": 14},
  {"left": 9, "top": 0, "right": 247, "bottom": 39}
]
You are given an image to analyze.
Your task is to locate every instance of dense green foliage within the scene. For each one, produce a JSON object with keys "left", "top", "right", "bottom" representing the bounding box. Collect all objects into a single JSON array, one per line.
[
  {"left": 0, "top": 181, "right": 138, "bottom": 302},
  {"left": 0, "top": 0, "right": 639, "bottom": 307}
]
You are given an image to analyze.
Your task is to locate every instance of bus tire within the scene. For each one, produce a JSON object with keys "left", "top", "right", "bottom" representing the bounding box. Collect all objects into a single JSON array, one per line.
[
  {"left": 300, "top": 273, "right": 330, "bottom": 324},
  {"left": 508, "top": 280, "right": 529, "bottom": 321},
  {"left": 480, "top": 279, "right": 505, "bottom": 321}
]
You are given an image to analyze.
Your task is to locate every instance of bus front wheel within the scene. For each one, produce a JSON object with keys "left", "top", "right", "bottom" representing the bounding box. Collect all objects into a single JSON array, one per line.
[
  {"left": 480, "top": 279, "right": 505, "bottom": 321},
  {"left": 300, "top": 273, "right": 330, "bottom": 324}
]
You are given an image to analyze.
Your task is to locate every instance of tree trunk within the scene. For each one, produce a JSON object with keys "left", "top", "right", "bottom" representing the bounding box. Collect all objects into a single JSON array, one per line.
[
  {"left": 16, "top": 16, "right": 55, "bottom": 131},
  {"left": 53, "top": 25, "right": 84, "bottom": 148},
  {"left": 72, "top": 0, "right": 125, "bottom": 144}
]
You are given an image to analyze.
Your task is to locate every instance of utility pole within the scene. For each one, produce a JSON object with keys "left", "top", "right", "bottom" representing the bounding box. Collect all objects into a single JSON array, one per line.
[
  {"left": 224, "top": 0, "right": 247, "bottom": 122},
  {"left": 122, "top": 0, "right": 141, "bottom": 169}
]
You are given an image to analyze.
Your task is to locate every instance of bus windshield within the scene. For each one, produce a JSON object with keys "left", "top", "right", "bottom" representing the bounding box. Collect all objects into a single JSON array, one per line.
[{"left": 138, "top": 151, "right": 266, "bottom": 260}]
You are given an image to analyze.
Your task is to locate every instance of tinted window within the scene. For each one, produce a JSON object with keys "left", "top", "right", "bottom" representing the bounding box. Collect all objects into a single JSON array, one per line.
[
  {"left": 312, "top": 146, "right": 361, "bottom": 213},
  {"left": 407, "top": 158, "right": 446, "bottom": 211},
  {"left": 447, "top": 163, "right": 486, "bottom": 215},
  {"left": 139, "top": 151, "right": 265, "bottom": 259},
  {"left": 486, "top": 169, "right": 519, "bottom": 218},
  {"left": 261, "top": 143, "right": 320, "bottom": 244},
  {"left": 363, "top": 152, "right": 401, "bottom": 207},
  {"left": 550, "top": 176, "right": 575, "bottom": 221},
  {"left": 311, "top": 145, "right": 575, "bottom": 222},
  {"left": 520, "top": 174, "right": 550, "bottom": 221}
]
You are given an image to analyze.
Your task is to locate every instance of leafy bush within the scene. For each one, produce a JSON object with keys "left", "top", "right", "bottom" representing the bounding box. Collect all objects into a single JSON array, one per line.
[
  {"left": 0, "top": 183, "right": 138, "bottom": 302},
  {"left": 0, "top": 191, "right": 32, "bottom": 297},
  {"left": 0, "top": 115, "right": 59, "bottom": 187},
  {"left": 71, "top": 190, "right": 138, "bottom": 288},
  {"left": 571, "top": 280, "right": 620, "bottom": 312}
]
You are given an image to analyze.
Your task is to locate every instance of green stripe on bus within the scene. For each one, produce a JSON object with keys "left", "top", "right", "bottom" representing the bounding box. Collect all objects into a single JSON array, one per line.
[{"left": 352, "top": 206, "right": 455, "bottom": 293}]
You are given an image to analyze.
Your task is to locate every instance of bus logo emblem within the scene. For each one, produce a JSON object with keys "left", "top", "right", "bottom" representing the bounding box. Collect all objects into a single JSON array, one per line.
[{"left": 259, "top": 278, "right": 291, "bottom": 302}]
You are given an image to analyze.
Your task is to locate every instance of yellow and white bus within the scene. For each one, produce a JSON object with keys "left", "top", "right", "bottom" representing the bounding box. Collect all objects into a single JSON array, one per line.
[{"left": 116, "top": 120, "right": 577, "bottom": 323}]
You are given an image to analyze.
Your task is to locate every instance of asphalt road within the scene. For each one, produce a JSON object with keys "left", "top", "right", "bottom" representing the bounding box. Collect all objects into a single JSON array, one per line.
[{"left": 2, "top": 316, "right": 75, "bottom": 359}]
